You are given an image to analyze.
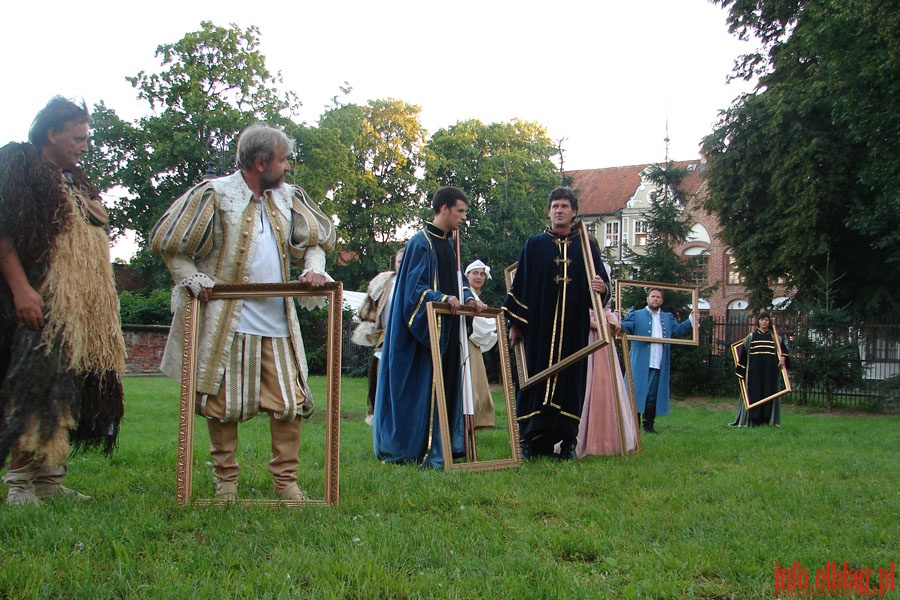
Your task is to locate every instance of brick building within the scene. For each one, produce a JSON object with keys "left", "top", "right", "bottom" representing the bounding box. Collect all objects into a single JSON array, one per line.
[{"left": 568, "top": 159, "right": 789, "bottom": 320}]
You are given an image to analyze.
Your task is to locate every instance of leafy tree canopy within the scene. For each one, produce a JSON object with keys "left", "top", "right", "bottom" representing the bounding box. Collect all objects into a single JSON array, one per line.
[
  {"left": 423, "top": 119, "right": 559, "bottom": 307},
  {"left": 703, "top": 0, "right": 900, "bottom": 317},
  {"left": 292, "top": 98, "right": 428, "bottom": 290},
  {"left": 86, "top": 21, "right": 301, "bottom": 247}
]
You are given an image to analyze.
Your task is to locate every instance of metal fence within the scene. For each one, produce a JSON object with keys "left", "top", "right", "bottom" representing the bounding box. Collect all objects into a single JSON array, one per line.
[
  {"left": 335, "top": 314, "right": 900, "bottom": 413},
  {"left": 675, "top": 316, "right": 900, "bottom": 412}
]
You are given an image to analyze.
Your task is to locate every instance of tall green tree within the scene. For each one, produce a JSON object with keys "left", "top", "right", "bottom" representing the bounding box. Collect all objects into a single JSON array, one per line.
[
  {"left": 292, "top": 99, "right": 427, "bottom": 290},
  {"left": 702, "top": 0, "right": 900, "bottom": 317},
  {"left": 85, "top": 21, "right": 301, "bottom": 254},
  {"left": 622, "top": 163, "right": 696, "bottom": 309},
  {"left": 423, "top": 119, "right": 558, "bottom": 307}
]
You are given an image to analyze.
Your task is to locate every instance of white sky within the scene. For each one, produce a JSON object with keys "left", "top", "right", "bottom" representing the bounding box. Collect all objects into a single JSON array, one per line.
[{"left": 2, "top": 0, "right": 757, "bottom": 259}]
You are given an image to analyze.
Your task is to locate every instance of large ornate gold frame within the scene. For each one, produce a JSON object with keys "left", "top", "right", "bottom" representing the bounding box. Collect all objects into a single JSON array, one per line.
[
  {"left": 426, "top": 303, "right": 521, "bottom": 471},
  {"left": 730, "top": 323, "right": 792, "bottom": 410},
  {"left": 615, "top": 280, "right": 700, "bottom": 346},
  {"left": 176, "top": 281, "right": 342, "bottom": 506},
  {"left": 502, "top": 224, "right": 610, "bottom": 391}
]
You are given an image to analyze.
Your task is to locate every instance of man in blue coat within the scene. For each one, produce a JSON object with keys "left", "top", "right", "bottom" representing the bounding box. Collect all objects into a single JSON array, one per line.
[
  {"left": 373, "top": 186, "right": 486, "bottom": 468},
  {"left": 621, "top": 288, "right": 692, "bottom": 433}
]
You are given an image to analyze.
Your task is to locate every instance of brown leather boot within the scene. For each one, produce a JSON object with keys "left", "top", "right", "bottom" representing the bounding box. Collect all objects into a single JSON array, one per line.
[
  {"left": 268, "top": 416, "right": 302, "bottom": 499},
  {"left": 207, "top": 419, "right": 240, "bottom": 498}
]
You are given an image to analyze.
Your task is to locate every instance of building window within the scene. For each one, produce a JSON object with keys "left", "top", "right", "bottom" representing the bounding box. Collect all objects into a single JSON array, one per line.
[
  {"left": 634, "top": 221, "right": 648, "bottom": 246},
  {"left": 727, "top": 252, "right": 743, "bottom": 285},
  {"left": 604, "top": 222, "right": 619, "bottom": 247},
  {"left": 686, "top": 255, "right": 709, "bottom": 286},
  {"left": 587, "top": 220, "right": 598, "bottom": 236}
]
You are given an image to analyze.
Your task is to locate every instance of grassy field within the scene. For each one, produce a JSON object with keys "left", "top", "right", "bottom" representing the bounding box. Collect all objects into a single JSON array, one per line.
[{"left": 0, "top": 375, "right": 897, "bottom": 599}]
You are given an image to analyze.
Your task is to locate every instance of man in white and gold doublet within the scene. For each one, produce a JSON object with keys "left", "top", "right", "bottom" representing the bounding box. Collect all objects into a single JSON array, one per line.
[{"left": 152, "top": 125, "right": 335, "bottom": 501}]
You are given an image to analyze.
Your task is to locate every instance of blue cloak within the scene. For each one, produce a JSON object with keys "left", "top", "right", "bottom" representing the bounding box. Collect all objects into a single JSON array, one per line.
[{"left": 373, "top": 224, "right": 473, "bottom": 467}]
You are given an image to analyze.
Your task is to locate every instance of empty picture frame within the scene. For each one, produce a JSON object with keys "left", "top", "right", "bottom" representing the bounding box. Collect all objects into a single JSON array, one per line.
[
  {"left": 615, "top": 280, "right": 700, "bottom": 346},
  {"left": 730, "top": 323, "right": 792, "bottom": 410},
  {"left": 502, "top": 224, "right": 610, "bottom": 390},
  {"left": 176, "top": 281, "right": 342, "bottom": 506},
  {"left": 426, "top": 302, "right": 521, "bottom": 471},
  {"left": 618, "top": 335, "right": 643, "bottom": 453}
]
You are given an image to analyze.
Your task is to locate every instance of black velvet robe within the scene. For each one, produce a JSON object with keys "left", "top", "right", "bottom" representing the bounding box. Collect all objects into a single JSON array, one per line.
[{"left": 503, "top": 225, "right": 609, "bottom": 446}]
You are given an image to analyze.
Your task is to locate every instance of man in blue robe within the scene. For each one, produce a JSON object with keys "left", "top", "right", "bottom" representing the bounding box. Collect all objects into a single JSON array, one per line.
[
  {"left": 374, "top": 187, "right": 486, "bottom": 468},
  {"left": 621, "top": 288, "right": 692, "bottom": 433},
  {"left": 503, "top": 187, "right": 610, "bottom": 459}
]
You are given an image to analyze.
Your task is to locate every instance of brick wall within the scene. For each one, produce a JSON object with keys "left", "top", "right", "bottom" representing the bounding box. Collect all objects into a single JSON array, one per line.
[
  {"left": 113, "top": 263, "right": 150, "bottom": 293},
  {"left": 123, "top": 324, "right": 169, "bottom": 374}
]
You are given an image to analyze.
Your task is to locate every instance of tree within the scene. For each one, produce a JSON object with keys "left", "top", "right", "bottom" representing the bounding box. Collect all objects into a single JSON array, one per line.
[
  {"left": 85, "top": 21, "right": 301, "bottom": 251},
  {"left": 292, "top": 99, "right": 427, "bottom": 290},
  {"left": 702, "top": 0, "right": 900, "bottom": 317},
  {"left": 622, "top": 163, "right": 697, "bottom": 310},
  {"left": 423, "top": 119, "right": 559, "bottom": 307},
  {"left": 790, "top": 257, "right": 864, "bottom": 412}
]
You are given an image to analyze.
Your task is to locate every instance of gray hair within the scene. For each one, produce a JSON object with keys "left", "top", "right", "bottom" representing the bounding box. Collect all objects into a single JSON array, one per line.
[{"left": 236, "top": 124, "right": 295, "bottom": 170}]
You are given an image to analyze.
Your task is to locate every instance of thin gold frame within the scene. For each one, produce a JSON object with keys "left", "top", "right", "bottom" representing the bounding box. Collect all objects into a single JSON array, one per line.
[
  {"left": 426, "top": 303, "right": 521, "bottom": 471},
  {"left": 730, "top": 323, "right": 792, "bottom": 410},
  {"left": 615, "top": 280, "right": 700, "bottom": 346},
  {"left": 618, "top": 334, "right": 643, "bottom": 452},
  {"left": 176, "top": 281, "right": 342, "bottom": 506},
  {"left": 502, "top": 225, "right": 610, "bottom": 391}
]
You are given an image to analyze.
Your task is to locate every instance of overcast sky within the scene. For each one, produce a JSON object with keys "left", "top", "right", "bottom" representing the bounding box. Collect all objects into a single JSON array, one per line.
[
  {"left": 3, "top": 0, "right": 758, "bottom": 167},
  {"left": 3, "top": 0, "right": 757, "bottom": 258}
]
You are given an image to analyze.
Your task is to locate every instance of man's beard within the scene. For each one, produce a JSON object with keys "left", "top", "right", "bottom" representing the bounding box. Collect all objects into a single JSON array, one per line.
[{"left": 260, "top": 174, "right": 285, "bottom": 190}]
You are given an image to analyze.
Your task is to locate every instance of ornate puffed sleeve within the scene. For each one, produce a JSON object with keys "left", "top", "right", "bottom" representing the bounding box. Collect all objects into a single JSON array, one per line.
[
  {"left": 290, "top": 186, "right": 335, "bottom": 271},
  {"left": 470, "top": 316, "right": 498, "bottom": 352},
  {"left": 290, "top": 185, "right": 336, "bottom": 309},
  {"left": 150, "top": 182, "right": 217, "bottom": 283}
]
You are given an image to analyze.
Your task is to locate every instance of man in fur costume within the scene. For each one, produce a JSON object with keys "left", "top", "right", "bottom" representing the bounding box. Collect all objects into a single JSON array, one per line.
[
  {"left": 152, "top": 124, "right": 335, "bottom": 502},
  {"left": 0, "top": 96, "right": 126, "bottom": 506}
]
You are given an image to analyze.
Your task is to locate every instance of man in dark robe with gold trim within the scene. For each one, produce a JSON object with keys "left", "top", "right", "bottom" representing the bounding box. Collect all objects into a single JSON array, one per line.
[
  {"left": 503, "top": 187, "right": 610, "bottom": 460},
  {"left": 0, "top": 97, "right": 126, "bottom": 506}
]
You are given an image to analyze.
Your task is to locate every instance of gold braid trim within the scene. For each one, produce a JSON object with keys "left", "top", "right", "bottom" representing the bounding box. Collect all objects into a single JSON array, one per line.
[{"left": 39, "top": 182, "right": 126, "bottom": 373}]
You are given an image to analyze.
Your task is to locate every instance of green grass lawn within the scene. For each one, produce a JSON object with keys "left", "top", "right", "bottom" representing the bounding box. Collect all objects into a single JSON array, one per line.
[{"left": 0, "top": 376, "right": 897, "bottom": 599}]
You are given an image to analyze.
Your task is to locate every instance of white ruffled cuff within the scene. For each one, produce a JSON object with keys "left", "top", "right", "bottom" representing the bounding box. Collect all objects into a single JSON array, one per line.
[
  {"left": 178, "top": 273, "right": 215, "bottom": 297},
  {"left": 171, "top": 273, "right": 215, "bottom": 311},
  {"left": 302, "top": 246, "right": 327, "bottom": 275}
]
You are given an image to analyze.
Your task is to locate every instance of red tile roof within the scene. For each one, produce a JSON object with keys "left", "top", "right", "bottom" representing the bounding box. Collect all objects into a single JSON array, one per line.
[{"left": 568, "top": 159, "right": 706, "bottom": 216}]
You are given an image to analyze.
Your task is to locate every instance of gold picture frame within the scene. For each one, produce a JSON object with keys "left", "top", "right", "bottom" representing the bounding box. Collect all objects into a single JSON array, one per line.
[
  {"left": 426, "top": 303, "right": 521, "bottom": 471},
  {"left": 730, "top": 323, "right": 792, "bottom": 410},
  {"left": 615, "top": 280, "right": 700, "bottom": 346},
  {"left": 617, "top": 334, "right": 643, "bottom": 452},
  {"left": 502, "top": 224, "right": 610, "bottom": 390},
  {"left": 176, "top": 281, "right": 342, "bottom": 506}
]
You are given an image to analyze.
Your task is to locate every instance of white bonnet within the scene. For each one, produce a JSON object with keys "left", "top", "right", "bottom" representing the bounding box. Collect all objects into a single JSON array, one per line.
[{"left": 465, "top": 259, "right": 492, "bottom": 279}]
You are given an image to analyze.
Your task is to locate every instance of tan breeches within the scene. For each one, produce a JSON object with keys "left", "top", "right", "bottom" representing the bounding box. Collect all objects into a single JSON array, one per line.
[{"left": 203, "top": 338, "right": 303, "bottom": 490}]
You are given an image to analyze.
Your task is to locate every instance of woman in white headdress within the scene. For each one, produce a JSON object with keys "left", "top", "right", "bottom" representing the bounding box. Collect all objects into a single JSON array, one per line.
[{"left": 465, "top": 260, "right": 497, "bottom": 429}]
